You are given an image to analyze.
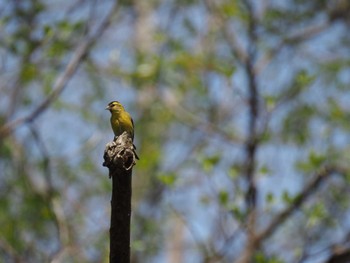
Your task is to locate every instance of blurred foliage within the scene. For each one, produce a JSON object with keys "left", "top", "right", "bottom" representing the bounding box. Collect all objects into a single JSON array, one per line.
[{"left": 0, "top": 0, "right": 350, "bottom": 262}]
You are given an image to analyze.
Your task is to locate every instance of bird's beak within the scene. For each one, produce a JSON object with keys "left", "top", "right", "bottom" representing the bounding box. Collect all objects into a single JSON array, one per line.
[{"left": 105, "top": 106, "right": 110, "bottom": 110}]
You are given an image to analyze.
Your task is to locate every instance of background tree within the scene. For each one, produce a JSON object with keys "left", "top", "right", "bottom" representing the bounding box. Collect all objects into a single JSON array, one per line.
[{"left": 0, "top": 0, "right": 350, "bottom": 262}]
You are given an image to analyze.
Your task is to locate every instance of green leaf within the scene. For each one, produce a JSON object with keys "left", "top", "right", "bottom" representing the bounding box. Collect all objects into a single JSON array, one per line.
[
  {"left": 20, "top": 63, "right": 38, "bottom": 83},
  {"left": 231, "top": 206, "right": 244, "bottom": 222},
  {"left": 296, "top": 150, "right": 327, "bottom": 172},
  {"left": 254, "top": 252, "right": 285, "bottom": 263},
  {"left": 264, "top": 95, "right": 277, "bottom": 111},
  {"left": 282, "top": 191, "right": 293, "bottom": 204},
  {"left": 202, "top": 154, "right": 221, "bottom": 172},
  {"left": 157, "top": 173, "right": 177, "bottom": 186},
  {"left": 47, "top": 40, "right": 70, "bottom": 57},
  {"left": 279, "top": 70, "right": 315, "bottom": 102},
  {"left": 295, "top": 70, "right": 315, "bottom": 87},
  {"left": 228, "top": 165, "right": 239, "bottom": 179},
  {"left": 209, "top": 58, "right": 236, "bottom": 77},
  {"left": 266, "top": 192, "right": 274, "bottom": 204},
  {"left": 259, "top": 165, "right": 270, "bottom": 176},
  {"left": 282, "top": 104, "right": 314, "bottom": 145},
  {"left": 308, "top": 151, "right": 326, "bottom": 167},
  {"left": 220, "top": 2, "right": 240, "bottom": 17},
  {"left": 218, "top": 190, "right": 229, "bottom": 206},
  {"left": 306, "top": 203, "right": 326, "bottom": 227}
]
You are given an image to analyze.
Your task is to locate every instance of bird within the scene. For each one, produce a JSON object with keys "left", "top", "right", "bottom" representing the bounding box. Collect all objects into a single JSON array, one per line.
[{"left": 105, "top": 101, "right": 134, "bottom": 141}]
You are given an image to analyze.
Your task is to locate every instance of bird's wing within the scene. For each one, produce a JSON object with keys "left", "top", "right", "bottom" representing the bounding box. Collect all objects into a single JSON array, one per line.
[{"left": 131, "top": 117, "right": 135, "bottom": 141}]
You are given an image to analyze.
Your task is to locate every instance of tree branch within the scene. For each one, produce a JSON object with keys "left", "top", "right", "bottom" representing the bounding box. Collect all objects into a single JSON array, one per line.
[
  {"left": 255, "top": 166, "right": 344, "bottom": 245},
  {"left": 0, "top": 1, "right": 120, "bottom": 139},
  {"left": 255, "top": 22, "right": 329, "bottom": 74},
  {"left": 238, "top": 1, "right": 260, "bottom": 262}
]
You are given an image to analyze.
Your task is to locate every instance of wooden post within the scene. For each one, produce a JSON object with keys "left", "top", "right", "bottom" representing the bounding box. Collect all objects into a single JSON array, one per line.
[{"left": 103, "top": 132, "right": 138, "bottom": 263}]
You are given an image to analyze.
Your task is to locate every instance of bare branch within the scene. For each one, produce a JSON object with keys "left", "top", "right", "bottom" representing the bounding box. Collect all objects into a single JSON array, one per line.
[
  {"left": 255, "top": 166, "right": 345, "bottom": 245},
  {"left": 255, "top": 22, "right": 329, "bottom": 74},
  {"left": 0, "top": 1, "right": 120, "bottom": 139},
  {"left": 203, "top": 0, "right": 249, "bottom": 64},
  {"left": 163, "top": 92, "right": 241, "bottom": 144}
]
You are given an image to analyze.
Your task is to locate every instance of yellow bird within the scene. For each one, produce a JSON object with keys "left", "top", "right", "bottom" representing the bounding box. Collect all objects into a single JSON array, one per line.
[{"left": 106, "top": 101, "right": 134, "bottom": 141}]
